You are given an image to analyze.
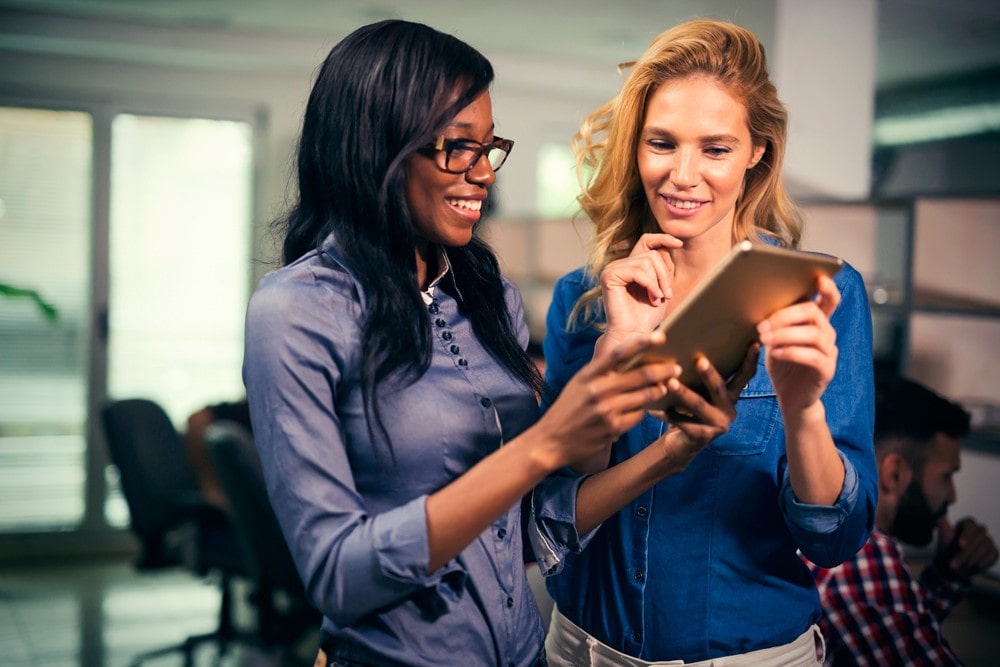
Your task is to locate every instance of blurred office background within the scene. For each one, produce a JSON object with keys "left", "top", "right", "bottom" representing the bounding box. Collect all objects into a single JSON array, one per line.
[{"left": 0, "top": 1, "right": 998, "bottom": 665}]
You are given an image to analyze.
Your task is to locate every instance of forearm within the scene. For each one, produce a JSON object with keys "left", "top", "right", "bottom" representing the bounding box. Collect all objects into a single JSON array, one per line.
[
  {"left": 575, "top": 433, "right": 687, "bottom": 534},
  {"left": 783, "top": 400, "right": 845, "bottom": 505},
  {"left": 919, "top": 559, "right": 971, "bottom": 621},
  {"left": 425, "top": 429, "right": 556, "bottom": 571}
]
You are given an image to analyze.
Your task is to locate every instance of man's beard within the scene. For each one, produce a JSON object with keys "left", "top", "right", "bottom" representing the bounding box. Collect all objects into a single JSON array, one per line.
[{"left": 891, "top": 480, "right": 947, "bottom": 547}]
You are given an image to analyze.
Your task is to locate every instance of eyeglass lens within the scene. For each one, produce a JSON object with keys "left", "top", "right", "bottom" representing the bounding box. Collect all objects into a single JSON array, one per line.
[{"left": 447, "top": 142, "right": 508, "bottom": 172}]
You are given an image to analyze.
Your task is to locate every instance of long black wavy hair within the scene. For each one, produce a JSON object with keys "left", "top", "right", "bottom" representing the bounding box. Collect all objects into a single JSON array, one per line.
[{"left": 275, "top": 20, "right": 543, "bottom": 450}]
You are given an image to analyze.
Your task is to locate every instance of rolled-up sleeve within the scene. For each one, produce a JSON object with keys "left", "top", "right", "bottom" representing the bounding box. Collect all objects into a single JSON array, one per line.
[
  {"left": 780, "top": 263, "right": 878, "bottom": 568},
  {"left": 243, "top": 266, "right": 461, "bottom": 628},
  {"left": 528, "top": 472, "right": 600, "bottom": 575}
]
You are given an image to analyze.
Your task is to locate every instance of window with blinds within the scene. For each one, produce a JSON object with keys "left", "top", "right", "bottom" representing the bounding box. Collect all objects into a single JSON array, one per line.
[
  {"left": 0, "top": 107, "right": 254, "bottom": 535},
  {"left": 0, "top": 107, "right": 93, "bottom": 530}
]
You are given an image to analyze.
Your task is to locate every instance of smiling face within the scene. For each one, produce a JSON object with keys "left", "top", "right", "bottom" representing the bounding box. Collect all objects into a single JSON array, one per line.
[
  {"left": 637, "top": 76, "right": 765, "bottom": 249},
  {"left": 406, "top": 91, "right": 497, "bottom": 257}
]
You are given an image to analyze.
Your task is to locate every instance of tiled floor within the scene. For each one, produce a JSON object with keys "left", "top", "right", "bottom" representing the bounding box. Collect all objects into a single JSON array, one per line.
[
  {"left": 0, "top": 556, "right": 319, "bottom": 667},
  {"left": 1, "top": 556, "right": 999, "bottom": 666}
]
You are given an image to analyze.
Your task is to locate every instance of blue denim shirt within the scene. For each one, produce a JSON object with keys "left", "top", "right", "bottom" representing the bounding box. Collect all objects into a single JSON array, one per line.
[
  {"left": 541, "top": 258, "right": 877, "bottom": 662},
  {"left": 243, "top": 235, "right": 581, "bottom": 666}
]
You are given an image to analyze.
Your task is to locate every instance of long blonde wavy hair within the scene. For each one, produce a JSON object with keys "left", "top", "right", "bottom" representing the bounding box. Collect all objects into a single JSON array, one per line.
[{"left": 571, "top": 19, "right": 802, "bottom": 325}]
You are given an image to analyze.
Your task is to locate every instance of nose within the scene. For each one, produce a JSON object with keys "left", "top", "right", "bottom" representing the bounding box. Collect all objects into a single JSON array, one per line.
[
  {"left": 945, "top": 479, "right": 957, "bottom": 505},
  {"left": 466, "top": 152, "right": 496, "bottom": 185},
  {"left": 671, "top": 147, "right": 699, "bottom": 189}
]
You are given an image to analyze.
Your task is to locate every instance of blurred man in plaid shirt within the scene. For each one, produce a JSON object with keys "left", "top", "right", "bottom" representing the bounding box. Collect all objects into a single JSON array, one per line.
[{"left": 804, "top": 377, "right": 998, "bottom": 666}]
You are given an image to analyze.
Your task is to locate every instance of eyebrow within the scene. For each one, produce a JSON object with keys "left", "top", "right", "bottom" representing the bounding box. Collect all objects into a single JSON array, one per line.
[
  {"left": 445, "top": 120, "right": 496, "bottom": 133},
  {"left": 642, "top": 128, "right": 742, "bottom": 144}
]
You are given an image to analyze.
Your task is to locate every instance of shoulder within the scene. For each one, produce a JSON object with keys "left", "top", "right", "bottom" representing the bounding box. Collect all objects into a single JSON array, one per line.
[
  {"left": 548, "top": 267, "right": 596, "bottom": 319},
  {"left": 553, "top": 267, "right": 594, "bottom": 300},
  {"left": 867, "top": 528, "right": 903, "bottom": 558},
  {"left": 247, "top": 249, "right": 364, "bottom": 336},
  {"left": 795, "top": 246, "right": 866, "bottom": 295},
  {"left": 500, "top": 274, "right": 525, "bottom": 307},
  {"left": 832, "top": 258, "right": 866, "bottom": 294},
  {"left": 816, "top": 255, "right": 871, "bottom": 335},
  {"left": 544, "top": 268, "right": 602, "bottom": 389}
]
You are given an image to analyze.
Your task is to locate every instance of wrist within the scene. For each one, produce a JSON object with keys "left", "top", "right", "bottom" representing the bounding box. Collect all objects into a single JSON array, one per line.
[
  {"left": 594, "top": 331, "right": 626, "bottom": 360},
  {"left": 515, "top": 424, "right": 570, "bottom": 477},
  {"left": 780, "top": 399, "right": 826, "bottom": 433},
  {"left": 648, "top": 430, "right": 698, "bottom": 479}
]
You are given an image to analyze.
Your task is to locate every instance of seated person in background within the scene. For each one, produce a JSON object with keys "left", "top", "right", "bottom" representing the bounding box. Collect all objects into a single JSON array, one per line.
[
  {"left": 805, "top": 377, "right": 999, "bottom": 666},
  {"left": 183, "top": 398, "right": 252, "bottom": 513}
]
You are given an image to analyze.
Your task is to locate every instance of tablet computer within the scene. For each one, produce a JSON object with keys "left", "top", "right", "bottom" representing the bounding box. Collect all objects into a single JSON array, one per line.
[{"left": 625, "top": 240, "right": 844, "bottom": 411}]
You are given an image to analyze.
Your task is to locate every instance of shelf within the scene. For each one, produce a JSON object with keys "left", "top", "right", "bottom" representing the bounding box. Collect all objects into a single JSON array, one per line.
[
  {"left": 912, "top": 287, "right": 1000, "bottom": 319},
  {"left": 967, "top": 431, "right": 1000, "bottom": 455}
]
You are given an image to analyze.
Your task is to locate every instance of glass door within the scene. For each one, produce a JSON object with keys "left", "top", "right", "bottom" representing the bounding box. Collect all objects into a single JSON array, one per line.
[{"left": 105, "top": 113, "right": 254, "bottom": 525}]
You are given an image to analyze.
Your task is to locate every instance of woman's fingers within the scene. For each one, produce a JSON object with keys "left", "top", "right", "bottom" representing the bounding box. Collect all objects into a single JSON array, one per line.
[
  {"left": 602, "top": 252, "right": 674, "bottom": 305},
  {"left": 631, "top": 234, "right": 679, "bottom": 300},
  {"left": 632, "top": 232, "right": 683, "bottom": 254},
  {"left": 814, "top": 274, "right": 841, "bottom": 318},
  {"left": 758, "top": 301, "right": 836, "bottom": 351},
  {"left": 729, "top": 343, "right": 761, "bottom": 400},
  {"left": 590, "top": 329, "right": 667, "bottom": 374}
]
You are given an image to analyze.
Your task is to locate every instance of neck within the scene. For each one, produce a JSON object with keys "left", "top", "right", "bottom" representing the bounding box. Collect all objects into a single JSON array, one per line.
[
  {"left": 670, "top": 226, "right": 740, "bottom": 297},
  {"left": 876, "top": 501, "right": 896, "bottom": 535},
  {"left": 414, "top": 240, "right": 437, "bottom": 290}
]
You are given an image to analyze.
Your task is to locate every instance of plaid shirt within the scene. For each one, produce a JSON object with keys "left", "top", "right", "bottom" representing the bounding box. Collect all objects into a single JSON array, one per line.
[{"left": 805, "top": 529, "right": 968, "bottom": 666}]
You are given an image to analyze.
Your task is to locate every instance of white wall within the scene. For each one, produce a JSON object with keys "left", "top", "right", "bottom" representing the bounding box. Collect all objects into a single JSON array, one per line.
[{"left": 0, "top": 2, "right": 881, "bottom": 282}]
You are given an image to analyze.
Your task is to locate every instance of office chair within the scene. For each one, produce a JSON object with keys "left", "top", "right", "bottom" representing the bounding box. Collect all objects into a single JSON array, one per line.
[
  {"left": 100, "top": 398, "right": 249, "bottom": 667},
  {"left": 204, "top": 420, "right": 320, "bottom": 657}
]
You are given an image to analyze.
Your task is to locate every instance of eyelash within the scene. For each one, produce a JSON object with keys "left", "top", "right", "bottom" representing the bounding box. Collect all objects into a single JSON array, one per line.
[{"left": 645, "top": 140, "right": 731, "bottom": 157}]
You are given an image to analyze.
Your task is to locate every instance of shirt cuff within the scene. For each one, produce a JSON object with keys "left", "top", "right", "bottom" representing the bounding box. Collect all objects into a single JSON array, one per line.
[
  {"left": 921, "top": 558, "right": 972, "bottom": 603},
  {"left": 782, "top": 450, "right": 858, "bottom": 534},
  {"left": 528, "top": 472, "right": 599, "bottom": 576},
  {"left": 373, "top": 494, "right": 464, "bottom": 585}
]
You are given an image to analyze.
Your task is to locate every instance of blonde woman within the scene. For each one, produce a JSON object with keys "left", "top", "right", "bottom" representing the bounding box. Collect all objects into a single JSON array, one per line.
[{"left": 541, "top": 20, "right": 877, "bottom": 666}]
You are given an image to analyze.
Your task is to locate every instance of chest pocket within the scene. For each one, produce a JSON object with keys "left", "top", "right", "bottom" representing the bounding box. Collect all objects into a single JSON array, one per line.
[{"left": 707, "top": 355, "right": 778, "bottom": 456}]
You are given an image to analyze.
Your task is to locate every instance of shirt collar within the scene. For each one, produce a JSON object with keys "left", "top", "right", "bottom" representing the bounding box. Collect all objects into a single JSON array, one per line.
[
  {"left": 321, "top": 233, "right": 463, "bottom": 306},
  {"left": 422, "top": 246, "right": 461, "bottom": 305}
]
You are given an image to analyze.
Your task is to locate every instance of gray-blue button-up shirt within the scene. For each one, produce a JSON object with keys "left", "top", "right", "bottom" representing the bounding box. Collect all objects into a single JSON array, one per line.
[{"left": 243, "top": 234, "right": 583, "bottom": 666}]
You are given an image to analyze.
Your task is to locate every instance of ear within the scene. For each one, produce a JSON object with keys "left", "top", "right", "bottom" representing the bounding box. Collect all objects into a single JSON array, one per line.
[
  {"left": 878, "top": 452, "right": 912, "bottom": 499},
  {"left": 747, "top": 143, "right": 766, "bottom": 170}
]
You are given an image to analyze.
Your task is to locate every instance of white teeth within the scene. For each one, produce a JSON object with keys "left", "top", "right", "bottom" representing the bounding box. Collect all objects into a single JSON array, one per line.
[
  {"left": 666, "top": 197, "right": 702, "bottom": 209},
  {"left": 446, "top": 198, "right": 482, "bottom": 211}
]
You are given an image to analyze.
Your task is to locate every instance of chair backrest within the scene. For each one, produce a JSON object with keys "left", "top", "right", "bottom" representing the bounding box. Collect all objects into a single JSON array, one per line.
[
  {"left": 101, "top": 398, "right": 200, "bottom": 542},
  {"left": 204, "top": 420, "right": 305, "bottom": 596}
]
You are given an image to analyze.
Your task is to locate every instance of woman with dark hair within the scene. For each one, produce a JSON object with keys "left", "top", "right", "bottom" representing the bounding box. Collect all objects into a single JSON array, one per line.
[
  {"left": 242, "top": 20, "right": 677, "bottom": 667},
  {"left": 539, "top": 19, "right": 878, "bottom": 665}
]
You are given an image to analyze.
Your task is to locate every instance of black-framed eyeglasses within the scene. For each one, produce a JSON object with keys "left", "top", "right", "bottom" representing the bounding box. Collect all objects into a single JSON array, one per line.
[{"left": 420, "top": 135, "right": 514, "bottom": 173}]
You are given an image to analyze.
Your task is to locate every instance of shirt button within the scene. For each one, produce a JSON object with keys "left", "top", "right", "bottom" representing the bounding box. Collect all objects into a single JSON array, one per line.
[
  {"left": 506, "top": 596, "right": 514, "bottom": 608},
  {"left": 480, "top": 397, "right": 492, "bottom": 408},
  {"left": 633, "top": 631, "right": 642, "bottom": 643},
  {"left": 449, "top": 344, "right": 460, "bottom": 354},
  {"left": 636, "top": 506, "right": 648, "bottom": 517},
  {"left": 634, "top": 570, "right": 644, "bottom": 582},
  {"left": 458, "top": 358, "right": 468, "bottom": 367},
  {"left": 435, "top": 318, "right": 446, "bottom": 327},
  {"left": 428, "top": 303, "right": 439, "bottom": 314},
  {"left": 442, "top": 331, "right": 453, "bottom": 341},
  {"left": 497, "top": 528, "right": 506, "bottom": 539}
]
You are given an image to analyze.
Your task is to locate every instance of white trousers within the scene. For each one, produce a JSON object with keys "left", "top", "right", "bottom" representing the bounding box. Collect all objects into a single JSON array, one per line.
[{"left": 545, "top": 607, "right": 825, "bottom": 667}]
